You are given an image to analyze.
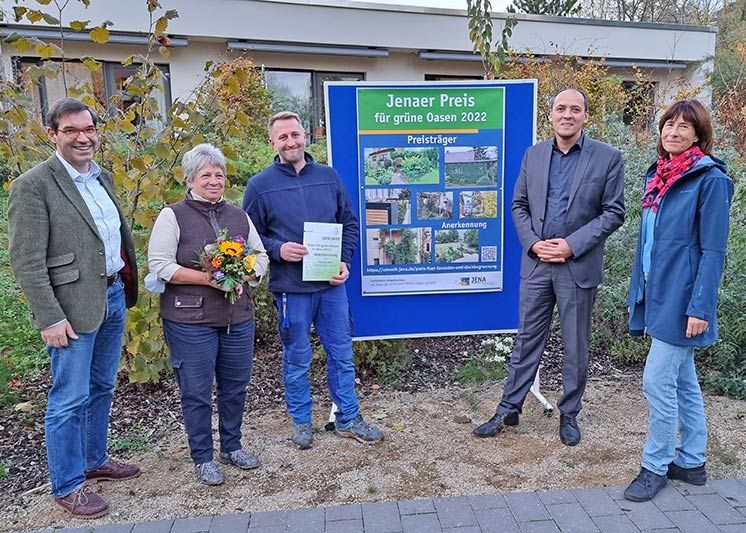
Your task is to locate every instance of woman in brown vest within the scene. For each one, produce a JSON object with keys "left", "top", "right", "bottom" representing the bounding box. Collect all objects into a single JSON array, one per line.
[{"left": 147, "top": 143, "right": 269, "bottom": 485}]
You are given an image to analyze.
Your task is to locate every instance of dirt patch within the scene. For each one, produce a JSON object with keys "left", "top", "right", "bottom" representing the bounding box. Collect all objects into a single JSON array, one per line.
[{"left": 2, "top": 376, "right": 745, "bottom": 532}]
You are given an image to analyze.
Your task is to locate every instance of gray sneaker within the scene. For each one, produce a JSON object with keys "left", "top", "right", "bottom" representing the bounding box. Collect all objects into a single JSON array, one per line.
[
  {"left": 291, "top": 422, "right": 314, "bottom": 450},
  {"left": 219, "top": 449, "right": 260, "bottom": 470},
  {"left": 195, "top": 460, "right": 224, "bottom": 485},
  {"left": 335, "top": 414, "right": 384, "bottom": 444}
]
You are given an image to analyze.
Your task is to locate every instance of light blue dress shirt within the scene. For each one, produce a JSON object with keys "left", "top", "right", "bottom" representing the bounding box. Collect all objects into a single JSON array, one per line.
[{"left": 56, "top": 152, "right": 125, "bottom": 276}]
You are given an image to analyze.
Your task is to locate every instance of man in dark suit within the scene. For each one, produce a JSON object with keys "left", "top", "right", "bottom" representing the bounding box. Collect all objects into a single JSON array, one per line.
[
  {"left": 8, "top": 98, "right": 139, "bottom": 518},
  {"left": 473, "top": 89, "right": 625, "bottom": 446}
]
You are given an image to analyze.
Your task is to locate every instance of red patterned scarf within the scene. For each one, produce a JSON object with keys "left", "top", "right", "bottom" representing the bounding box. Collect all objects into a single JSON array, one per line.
[{"left": 642, "top": 146, "right": 704, "bottom": 212}]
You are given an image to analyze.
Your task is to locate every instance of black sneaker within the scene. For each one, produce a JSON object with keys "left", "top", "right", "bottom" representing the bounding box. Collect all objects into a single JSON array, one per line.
[
  {"left": 624, "top": 467, "right": 668, "bottom": 501},
  {"left": 667, "top": 462, "right": 707, "bottom": 486}
]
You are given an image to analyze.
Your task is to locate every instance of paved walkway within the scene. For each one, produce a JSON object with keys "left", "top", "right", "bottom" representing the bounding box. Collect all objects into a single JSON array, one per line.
[{"left": 16, "top": 477, "right": 746, "bottom": 533}]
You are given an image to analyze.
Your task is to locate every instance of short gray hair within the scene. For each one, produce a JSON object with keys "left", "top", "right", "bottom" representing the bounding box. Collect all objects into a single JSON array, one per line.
[
  {"left": 182, "top": 143, "right": 226, "bottom": 184},
  {"left": 268, "top": 111, "right": 302, "bottom": 135}
]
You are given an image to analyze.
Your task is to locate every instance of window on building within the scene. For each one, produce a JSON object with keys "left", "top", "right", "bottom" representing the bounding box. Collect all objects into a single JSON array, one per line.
[
  {"left": 15, "top": 58, "right": 171, "bottom": 122},
  {"left": 263, "top": 68, "right": 364, "bottom": 140},
  {"left": 622, "top": 80, "right": 656, "bottom": 126},
  {"left": 425, "top": 74, "right": 484, "bottom": 81}
]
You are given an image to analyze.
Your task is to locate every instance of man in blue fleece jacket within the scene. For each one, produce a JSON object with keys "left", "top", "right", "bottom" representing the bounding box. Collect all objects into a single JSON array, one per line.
[{"left": 243, "top": 111, "right": 383, "bottom": 449}]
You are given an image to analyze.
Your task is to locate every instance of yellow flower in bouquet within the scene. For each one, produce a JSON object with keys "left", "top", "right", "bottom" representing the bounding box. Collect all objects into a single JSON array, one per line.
[
  {"left": 219, "top": 240, "right": 244, "bottom": 257},
  {"left": 242, "top": 254, "right": 257, "bottom": 274}
]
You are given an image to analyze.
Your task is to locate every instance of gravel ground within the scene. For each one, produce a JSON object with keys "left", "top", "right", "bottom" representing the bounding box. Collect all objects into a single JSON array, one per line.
[{"left": 2, "top": 374, "right": 746, "bottom": 532}]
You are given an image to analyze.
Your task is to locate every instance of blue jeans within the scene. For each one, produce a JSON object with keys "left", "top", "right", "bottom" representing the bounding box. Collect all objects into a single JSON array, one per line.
[
  {"left": 45, "top": 279, "right": 126, "bottom": 498},
  {"left": 641, "top": 337, "right": 707, "bottom": 475},
  {"left": 274, "top": 285, "right": 359, "bottom": 425},
  {"left": 163, "top": 319, "right": 254, "bottom": 465}
]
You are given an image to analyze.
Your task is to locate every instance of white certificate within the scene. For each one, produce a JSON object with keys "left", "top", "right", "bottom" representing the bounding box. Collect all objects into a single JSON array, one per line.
[{"left": 302, "top": 222, "right": 343, "bottom": 281}]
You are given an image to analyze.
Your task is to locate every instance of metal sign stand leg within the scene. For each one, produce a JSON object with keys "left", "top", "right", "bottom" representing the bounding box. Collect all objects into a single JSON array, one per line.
[{"left": 529, "top": 367, "right": 553, "bottom": 412}]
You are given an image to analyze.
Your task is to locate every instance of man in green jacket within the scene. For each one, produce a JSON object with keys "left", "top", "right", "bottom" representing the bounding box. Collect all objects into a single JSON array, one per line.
[{"left": 8, "top": 98, "right": 139, "bottom": 518}]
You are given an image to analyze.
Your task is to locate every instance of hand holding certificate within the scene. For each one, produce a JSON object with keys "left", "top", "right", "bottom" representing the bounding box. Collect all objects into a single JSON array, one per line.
[{"left": 302, "top": 222, "right": 343, "bottom": 281}]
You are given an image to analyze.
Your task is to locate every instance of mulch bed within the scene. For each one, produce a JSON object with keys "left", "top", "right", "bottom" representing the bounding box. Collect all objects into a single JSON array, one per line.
[{"left": 0, "top": 328, "right": 632, "bottom": 502}]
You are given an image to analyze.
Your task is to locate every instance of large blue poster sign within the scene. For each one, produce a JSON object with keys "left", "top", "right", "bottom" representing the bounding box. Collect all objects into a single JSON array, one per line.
[{"left": 325, "top": 80, "right": 537, "bottom": 339}]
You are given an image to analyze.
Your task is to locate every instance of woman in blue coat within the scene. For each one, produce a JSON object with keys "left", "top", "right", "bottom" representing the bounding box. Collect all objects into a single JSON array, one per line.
[{"left": 624, "top": 100, "right": 734, "bottom": 502}]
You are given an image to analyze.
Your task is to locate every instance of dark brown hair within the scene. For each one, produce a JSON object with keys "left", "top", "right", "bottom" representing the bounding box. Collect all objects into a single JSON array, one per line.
[
  {"left": 656, "top": 99, "right": 713, "bottom": 157},
  {"left": 46, "top": 97, "right": 98, "bottom": 131}
]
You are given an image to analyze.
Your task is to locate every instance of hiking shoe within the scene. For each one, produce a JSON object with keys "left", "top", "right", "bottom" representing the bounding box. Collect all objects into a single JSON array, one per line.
[
  {"left": 85, "top": 457, "right": 140, "bottom": 481},
  {"left": 335, "top": 414, "right": 384, "bottom": 444},
  {"left": 291, "top": 422, "right": 314, "bottom": 450},
  {"left": 219, "top": 449, "right": 260, "bottom": 470},
  {"left": 54, "top": 484, "right": 109, "bottom": 519},
  {"left": 624, "top": 467, "right": 668, "bottom": 501},
  {"left": 195, "top": 460, "right": 224, "bottom": 486},
  {"left": 667, "top": 462, "right": 707, "bottom": 486}
]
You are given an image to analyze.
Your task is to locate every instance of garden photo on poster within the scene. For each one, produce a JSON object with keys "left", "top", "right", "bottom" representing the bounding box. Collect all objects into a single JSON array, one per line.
[
  {"left": 365, "top": 189, "right": 412, "bottom": 225},
  {"left": 366, "top": 227, "right": 432, "bottom": 265},
  {"left": 417, "top": 191, "right": 454, "bottom": 220},
  {"left": 445, "top": 146, "right": 498, "bottom": 188},
  {"left": 435, "top": 229, "right": 479, "bottom": 263},
  {"left": 459, "top": 190, "right": 498, "bottom": 219},
  {"left": 364, "top": 147, "right": 439, "bottom": 185}
]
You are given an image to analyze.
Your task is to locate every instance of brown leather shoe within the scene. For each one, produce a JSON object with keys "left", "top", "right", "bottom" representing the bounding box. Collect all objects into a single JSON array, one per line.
[
  {"left": 85, "top": 458, "right": 140, "bottom": 481},
  {"left": 54, "top": 485, "right": 109, "bottom": 519}
]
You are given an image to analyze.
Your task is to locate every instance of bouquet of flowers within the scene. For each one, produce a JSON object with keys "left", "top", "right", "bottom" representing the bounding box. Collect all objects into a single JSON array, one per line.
[{"left": 197, "top": 229, "right": 258, "bottom": 304}]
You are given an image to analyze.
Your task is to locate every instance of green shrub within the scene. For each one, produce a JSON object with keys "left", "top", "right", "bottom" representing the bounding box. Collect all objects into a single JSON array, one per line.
[{"left": 353, "top": 339, "right": 411, "bottom": 388}]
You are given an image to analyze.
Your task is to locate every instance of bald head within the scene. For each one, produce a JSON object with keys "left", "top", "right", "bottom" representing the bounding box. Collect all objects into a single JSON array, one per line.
[{"left": 550, "top": 89, "right": 589, "bottom": 113}]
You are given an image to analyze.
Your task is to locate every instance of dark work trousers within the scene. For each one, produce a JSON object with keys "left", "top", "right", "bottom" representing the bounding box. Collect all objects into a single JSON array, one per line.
[
  {"left": 163, "top": 319, "right": 255, "bottom": 465},
  {"left": 497, "top": 261, "right": 597, "bottom": 417}
]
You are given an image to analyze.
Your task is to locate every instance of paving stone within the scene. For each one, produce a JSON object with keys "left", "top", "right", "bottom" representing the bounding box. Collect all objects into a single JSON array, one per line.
[
  {"left": 651, "top": 485, "right": 696, "bottom": 512},
  {"left": 56, "top": 528, "right": 92, "bottom": 533},
  {"left": 546, "top": 502, "right": 599, "bottom": 533},
  {"left": 132, "top": 520, "right": 174, "bottom": 533},
  {"left": 94, "top": 525, "right": 135, "bottom": 533},
  {"left": 606, "top": 486, "right": 627, "bottom": 501},
  {"left": 398, "top": 499, "right": 436, "bottom": 516},
  {"left": 18, "top": 530, "right": 55, "bottom": 533},
  {"left": 208, "top": 513, "right": 250, "bottom": 533},
  {"left": 473, "top": 507, "right": 520, "bottom": 533},
  {"left": 326, "top": 503, "right": 362, "bottom": 521},
  {"left": 504, "top": 492, "right": 551, "bottom": 523},
  {"left": 687, "top": 493, "right": 746, "bottom": 525},
  {"left": 664, "top": 509, "right": 719, "bottom": 533},
  {"left": 468, "top": 493, "right": 507, "bottom": 510},
  {"left": 248, "top": 511, "right": 288, "bottom": 528},
  {"left": 324, "top": 518, "right": 363, "bottom": 533},
  {"left": 361, "top": 501, "right": 402, "bottom": 532},
  {"left": 518, "top": 521, "right": 560, "bottom": 532},
  {"left": 172, "top": 516, "right": 213, "bottom": 532},
  {"left": 673, "top": 481, "right": 716, "bottom": 496},
  {"left": 442, "top": 527, "right": 481, "bottom": 533},
  {"left": 538, "top": 489, "right": 577, "bottom": 506},
  {"left": 710, "top": 478, "right": 746, "bottom": 507},
  {"left": 591, "top": 515, "right": 640, "bottom": 533},
  {"left": 400, "top": 513, "right": 441, "bottom": 533},
  {"left": 433, "top": 496, "right": 478, "bottom": 528},
  {"left": 286, "top": 508, "right": 323, "bottom": 533},
  {"left": 720, "top": 525, "right": 746, "bottom": 533},
  {"left": 573, "top": 488, "right": 624, "bottom": 517},
  {"left": 618, "top": 500, "right": 674, "bottom": 530},
  {"left": 245, "top": 527, "right": 285, "bottom": 533}
]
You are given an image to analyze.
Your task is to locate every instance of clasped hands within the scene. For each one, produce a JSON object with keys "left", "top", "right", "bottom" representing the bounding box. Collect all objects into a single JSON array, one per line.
[
  {"left": 280, "top": 241, "right": 349, "bottom": 285},
  {"left": 531, "top": 238, "right": 573, "bottom": 263}
]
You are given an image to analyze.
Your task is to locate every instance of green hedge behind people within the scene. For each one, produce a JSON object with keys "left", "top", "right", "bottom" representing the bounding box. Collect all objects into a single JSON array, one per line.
[
  {"left": 147, "top": 143, "right": 269, "bottom": 486},
  {"left": 8, "top": 97, "right": 140, "bottom": 519},
  {"left": 243, "top": 111, "right": 384, "bottom": 450},
  {"left": 473, "top": 89, "right": 625, "bottom": 446},
  {"left": 624, "top": 100, "right": 734, "bottom": 502}
]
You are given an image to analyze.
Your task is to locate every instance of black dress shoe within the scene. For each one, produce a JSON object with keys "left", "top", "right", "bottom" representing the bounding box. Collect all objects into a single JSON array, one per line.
[
  {"left": 559, "top": 414, "right": 581, "bottom": 446},
  {"left": 667, "top": 462, "right": 707, "bottom": 486},
  {"left": 473, "top": 413, "right": 509, "bottom": 438},
  {"left": 504, "top": 411, "right": 519, "bottom": 426}
]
